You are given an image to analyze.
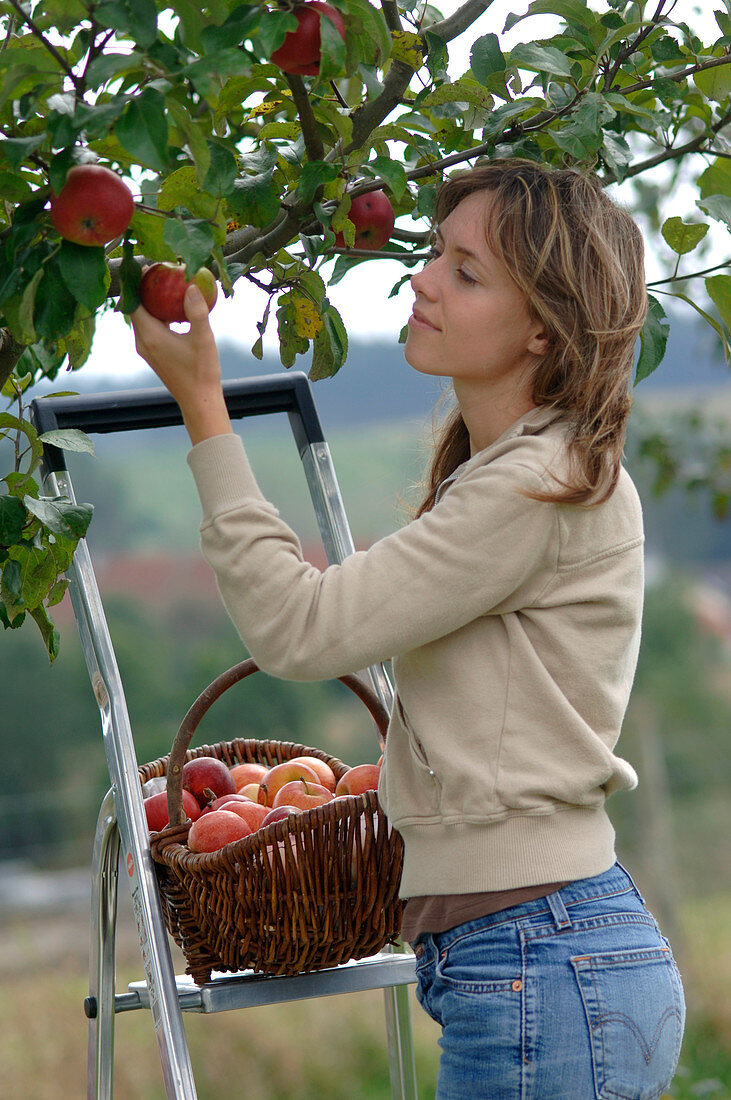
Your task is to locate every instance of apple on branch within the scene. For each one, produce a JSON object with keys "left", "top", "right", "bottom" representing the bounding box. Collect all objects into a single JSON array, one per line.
[
  {"left": 270, "top": 1, "right": 346, "bottom": 76},
  {"left": 139, "top": 262, "right": 218, "bottom": 324},
  {"left": 50, "top": 164, "right": 134, "bottom": 247},
  {"left": 334, "top": 191, "right": 395, "bottom": 251}
]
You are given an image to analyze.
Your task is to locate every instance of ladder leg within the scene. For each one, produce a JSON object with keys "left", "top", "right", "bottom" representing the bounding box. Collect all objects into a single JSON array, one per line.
[
  {"left": 383, "top": 946, "right": 418, "bottom": 1100},
  {"left": 87, "top": 791, "right": 121, "bottom": 1100}
]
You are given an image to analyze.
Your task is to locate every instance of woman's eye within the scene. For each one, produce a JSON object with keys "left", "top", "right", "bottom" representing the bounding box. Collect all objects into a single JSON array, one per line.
[{"left": 457, "top": 267, "right": 477, "bottom": 286}]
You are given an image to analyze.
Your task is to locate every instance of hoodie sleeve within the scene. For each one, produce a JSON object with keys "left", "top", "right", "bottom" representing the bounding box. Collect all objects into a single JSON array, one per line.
[{"left": 187, "top": 432, "right": 559, "bottom": 681}]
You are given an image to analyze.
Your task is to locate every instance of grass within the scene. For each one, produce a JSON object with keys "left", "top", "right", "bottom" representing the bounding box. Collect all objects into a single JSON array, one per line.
[{"left": 1, "top": 891, "right": 729, "bottom": 1098}]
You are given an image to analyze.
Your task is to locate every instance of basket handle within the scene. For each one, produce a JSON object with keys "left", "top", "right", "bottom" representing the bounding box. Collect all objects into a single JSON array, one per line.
[{"left": 166, "top": 658, "right": 390, "bottom": 826}]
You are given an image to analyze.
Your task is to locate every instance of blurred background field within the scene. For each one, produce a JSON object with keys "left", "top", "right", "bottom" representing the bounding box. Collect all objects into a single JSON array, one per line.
[{"left": 1, "top": 326, "right": 730, "bottom": 1097}]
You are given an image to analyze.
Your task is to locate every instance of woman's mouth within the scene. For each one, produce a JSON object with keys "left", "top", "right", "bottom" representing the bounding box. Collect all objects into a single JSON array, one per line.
[{"left": 409, "top": 308, "right": 440, "bottom": 331}]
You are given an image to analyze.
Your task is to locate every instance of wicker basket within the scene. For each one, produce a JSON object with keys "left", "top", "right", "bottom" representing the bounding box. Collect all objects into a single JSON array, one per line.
[{"left": 141, "top": 658, "right": 404, "bottom": 984}]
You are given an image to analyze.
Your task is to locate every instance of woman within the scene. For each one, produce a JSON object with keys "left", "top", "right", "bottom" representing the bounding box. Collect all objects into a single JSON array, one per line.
[{"left": 131, "top": 159, "right": 685, "bottom": 1099}]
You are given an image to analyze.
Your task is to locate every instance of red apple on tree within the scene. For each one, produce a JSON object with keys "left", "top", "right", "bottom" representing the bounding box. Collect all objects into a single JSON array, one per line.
[
  {"left": 139, "top": 262, "right": 218, "bottom": 324},
  {"left": 334, "top": 191, "right": 395, "bottom": 251},
  {"left": 50, "top": 164, "right": 134, "bottom": 246},
  {"left": 270, "top": 1, "right": 346, "bottom": 76}
]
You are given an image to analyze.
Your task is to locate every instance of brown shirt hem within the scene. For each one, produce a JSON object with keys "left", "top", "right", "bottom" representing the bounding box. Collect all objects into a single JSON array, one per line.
[{"left": 401, "top": 882, "right": 570, "bottom": 944}]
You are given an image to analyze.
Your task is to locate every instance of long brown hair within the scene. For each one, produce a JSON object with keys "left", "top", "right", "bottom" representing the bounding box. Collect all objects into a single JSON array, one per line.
[{"left": 416, "top": 159, "right": 647, "bottom": 515}]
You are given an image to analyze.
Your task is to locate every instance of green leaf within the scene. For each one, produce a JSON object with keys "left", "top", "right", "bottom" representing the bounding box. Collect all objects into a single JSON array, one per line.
[
  {"left": 367, "top": 156, "right": 407, "bottom": 201},
  {"left": 20, "top": 544, "right": 58, "bottom": 610},
  {"left": 0, "top": 496, "right": 26, "bottom": 547},
  {"left": 0, "top": 135, "right": 46, "bottom": 169},
  {"left": 163, "top": 218, "right": 215, "bottom": 276},
  {"left": 1, "top": 557, "right": 25, "bottom": 623},
  {"left": 276, "top": 293, "right": 309, "bottom": 368},
  {"left": 115, "top": 88, "right": 170, "bottom": 174},
  {"left": 228, "top": 171, "right": 282, "bottom": 228},
  {"left": 698, "top": 157, "right": 731, "bottom": 200},
  {"left": 32, "top": 256, "right": 77, "bottom": 342},
  {"left": 95, "top": 0, "right": 158, "bottom": 47},
  {"left": 661, "top": 217, "right": 709, "bottom": 255},
  {"left": 601, "top": 131, "right": 632, "bottom": 180},
  {"left": 118, "top": 240, "right": 143, "bottom": 315},
  {"left": 23, "top": 496, "right": 93, "bottom": 540},
  {"left": 158, "top": 166, "right": 219, "bottom": 221},
  {"left": 318, "top": 9, "right": 348, "bottom": 83},
  {"left": 506, "top": 0, "right": 597, "bottom": 31},
  {"left": 697, "top": 193, "right": 731, "bottom": 229},
  {"left": 635, "top": 294, "right": 670, "bottom": 385},
  {"left": 510, "top": 43, "right": 573, "bottom": 79},
  {"left": 166, "top": 98, "right": 211, "bottom": 187},
  {"left": 309, "top": 299, "right": 347, "bottom": 381},
  {"left": 29, "top": 603, "right": 60, "bottom": 663},
  {"left": 57, "top": 241, "right": 110, "bottom": 311},
  {"left": 470, "top": 33, "right": 506, "bottom": 84},
  {"left": 38, "top": 429, "right": 95, "bottom": 456},
  {"left": 694, "top": 61, "right": 731, "bottom": 102},
  {"left": 296, "top": 162, "right": 340, "bottom": 206},
  {"left": 204, "top": 142, "right": 239, "bottom": 198},
  {"left": 256, "top": 9, "right": 297, "bottom": 55},
  {"left": 705, "top": 273, "right": 731, "bottom": 330},
  {"left": 424, "top": 31, "right": 448, "bottom": 80}
]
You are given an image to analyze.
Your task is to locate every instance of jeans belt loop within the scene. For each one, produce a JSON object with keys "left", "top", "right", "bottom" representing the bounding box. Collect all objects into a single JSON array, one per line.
[{"left": 546, "top": 889, "right": 572, "bottom": 929}]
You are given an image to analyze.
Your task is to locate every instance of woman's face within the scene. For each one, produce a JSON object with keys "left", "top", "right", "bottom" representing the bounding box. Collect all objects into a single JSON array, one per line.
[{"left": 404, "top": 191, "right": 548, "bottom": 400}]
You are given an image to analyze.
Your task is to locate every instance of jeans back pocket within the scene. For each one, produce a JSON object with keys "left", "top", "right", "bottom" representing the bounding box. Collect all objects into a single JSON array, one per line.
[{"left": 572, "top": 946, "right": 685, "bottom": 1100}]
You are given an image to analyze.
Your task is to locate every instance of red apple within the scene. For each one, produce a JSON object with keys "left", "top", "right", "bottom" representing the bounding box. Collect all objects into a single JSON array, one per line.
[
  {"left": 230, "top": 762, "right": 268, "bottom": 790},
  {"left": 50, "top": 164, "right": 134, "bottom": 246},
  {"left": 289, "top": 755, "right": 337, "bottom": 792},
  {"left": 144, "top": 788, "right": 201, "bottom": 832},
  {"left": 334, "top": 190, "right": 395, "bottom": 251},
  {"left": 335, "top": 762, "right": 381, "bottom": 797},
  {"left": 182, "top": 756, "right": 237, "bottom": 810},
  {"left": 201, "top": 793, "right": 253, "bottom": 814},
  {"left": 272, "top": 778, "right": 334, "bottom": 811},
  {"left": 220, "top": 799, "right": 270, "bottom": 831},
  {"left": 139, "top": 262, "right": 218, "bottom": 324},
  {"left": 258, "top": 760, "right": 320, "bottom": 807},
  {"left": 270, "top": 1, "right": 346, "bottom": 76},
  {"left": 187, "top": 809, "right": 252, "bottom": 853},
  {"left": 261, "top": 805, "right": 300, "bottom": 828}
]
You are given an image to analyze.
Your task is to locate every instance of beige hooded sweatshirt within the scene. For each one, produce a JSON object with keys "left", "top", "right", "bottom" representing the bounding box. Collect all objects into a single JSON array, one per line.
[{"left": 187, "top": 405, "right": 644, "bottom": 897}]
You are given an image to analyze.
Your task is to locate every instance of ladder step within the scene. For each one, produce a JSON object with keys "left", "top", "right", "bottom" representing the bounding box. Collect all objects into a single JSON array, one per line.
[{"left": 124, "top": 950, "right": 417, "bottom": 1015}]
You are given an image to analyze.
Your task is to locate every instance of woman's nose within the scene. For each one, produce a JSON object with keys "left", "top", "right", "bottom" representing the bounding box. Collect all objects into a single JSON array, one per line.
[{"left": 411, "top": 258, "right": 437, "bottom": 299}]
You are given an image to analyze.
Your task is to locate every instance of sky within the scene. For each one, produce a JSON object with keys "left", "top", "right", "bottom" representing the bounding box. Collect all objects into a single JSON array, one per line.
[{"left": 84, "top": 1, "right": 718, "bottom": 381}]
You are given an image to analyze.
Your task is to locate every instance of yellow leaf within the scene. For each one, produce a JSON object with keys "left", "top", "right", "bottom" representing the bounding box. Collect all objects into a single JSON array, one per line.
[
  {"left": 292, "top": 296, "right": 323, "bottom": 339},
  {"left": 390, "top": 31, "right": 424, "bottom": 70}
]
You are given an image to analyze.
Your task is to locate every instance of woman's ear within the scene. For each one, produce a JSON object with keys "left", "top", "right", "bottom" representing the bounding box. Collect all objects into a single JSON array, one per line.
[{"left": 527, "top": 325, "right": 550, "bottom": 358}]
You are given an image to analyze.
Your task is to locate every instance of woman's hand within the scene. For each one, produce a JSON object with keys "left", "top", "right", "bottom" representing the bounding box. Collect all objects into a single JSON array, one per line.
[{"left": 130, "top": 283, "right": 233, "bottom": 445}]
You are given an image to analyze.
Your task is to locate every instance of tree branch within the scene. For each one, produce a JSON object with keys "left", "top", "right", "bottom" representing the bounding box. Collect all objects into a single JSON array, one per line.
[
  {"left": 285, "top": 74, "right": 325, "bottom": 162},
  {"left": 647, "top": 258, "right": 731, "bottom": 288},
  {"left": 380, "top": 0, "right": 402, "bottom": 34},
  {"left": 0, "top": 329, "right": 26, "bottom": 392},
  {"left": 603, "top": 108, "right": 731, "bottom": 184},
  {"left": 6, "top": 0, "right": 78, "bottom": 85},
  {"left": 427, "top": 0, "right": 494, "bottom": 45}
]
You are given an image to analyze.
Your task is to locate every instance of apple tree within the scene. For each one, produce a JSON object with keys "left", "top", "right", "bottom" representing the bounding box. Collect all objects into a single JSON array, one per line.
[{"left": 1, "top": 0, "right": 731, "bottom": 659}]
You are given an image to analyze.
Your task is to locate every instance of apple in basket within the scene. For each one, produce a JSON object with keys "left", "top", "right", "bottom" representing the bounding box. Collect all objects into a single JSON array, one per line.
[
  {"left": 182, "top": 756, "right": 237, "bottom": 809},
  {"left": 144, "top": 788, "right": 201, "bottom": 832},
  {"left": 187, "top": 810, "right": 252, "bottom": 853},
  {"left": 210, "top": 796, "right": 270, "bottom": 830},
  {"left": 229, "top": 761, "right": 268, "bottom": 791},
  {"left": 272, "top": 778, "right": 334, "bottom": 811},
  {"left": 289, "top": 755, "right": 337, "bottom": 792},
  {"left": 335, "top": 762, "right": 381, "bottom": 797},
  {"left": 258, "top": 760, "right": 320, "bottom": 806}
]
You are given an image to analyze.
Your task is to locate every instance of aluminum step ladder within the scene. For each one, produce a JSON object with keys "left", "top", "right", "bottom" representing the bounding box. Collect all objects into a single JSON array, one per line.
[{"left": 30, "top": 373, "right": 418, "bottom": 1100}]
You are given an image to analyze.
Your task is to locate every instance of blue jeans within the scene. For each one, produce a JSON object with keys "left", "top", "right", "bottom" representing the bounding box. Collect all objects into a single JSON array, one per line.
[{"left": 411, "top": 863, "right": 685, "bottom": 1099}]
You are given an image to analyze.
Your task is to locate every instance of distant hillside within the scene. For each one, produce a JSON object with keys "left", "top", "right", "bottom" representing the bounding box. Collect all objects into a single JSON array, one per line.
[{"left": 33, "top": 310, "right": 731, "bottom": 432}]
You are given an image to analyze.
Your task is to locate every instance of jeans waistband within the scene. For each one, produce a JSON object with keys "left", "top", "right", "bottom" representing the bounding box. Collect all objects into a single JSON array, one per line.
[{"left": 426, "top": 863, "right": 644, "bottom": 948}]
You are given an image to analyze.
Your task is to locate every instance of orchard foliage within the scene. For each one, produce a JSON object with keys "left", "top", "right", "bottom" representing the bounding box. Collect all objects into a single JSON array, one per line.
[{"left": 1, "top": 0, "right": 731, "bottom": 658}]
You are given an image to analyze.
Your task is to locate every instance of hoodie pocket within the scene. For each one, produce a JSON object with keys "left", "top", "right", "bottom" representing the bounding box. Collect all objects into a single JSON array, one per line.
[{"left": 384, "top": 697, "right": 442, "bottom": 821}]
